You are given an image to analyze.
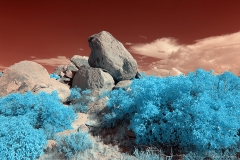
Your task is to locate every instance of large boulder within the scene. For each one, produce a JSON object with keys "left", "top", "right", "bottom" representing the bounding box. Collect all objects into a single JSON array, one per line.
[
  {"left": 72, "top": 65, "right": 115, "bottom": 98},
  {"left": 0, "top": 61, "right": 70, "bottom": 102},
  {"left": 88, "top": 31, "right": 138, "bottom": 82}
]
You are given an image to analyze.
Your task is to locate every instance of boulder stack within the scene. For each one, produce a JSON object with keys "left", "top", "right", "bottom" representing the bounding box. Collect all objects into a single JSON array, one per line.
[
  {"left": 51, "top": 31, "right": 143, "bottom": 112},
  {"left": 53, "top": 31, "right": 142, "bottom": 101}
]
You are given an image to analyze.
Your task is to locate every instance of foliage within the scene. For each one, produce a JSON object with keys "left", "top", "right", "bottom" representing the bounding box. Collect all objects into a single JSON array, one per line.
[
  {"left": 49, "top": 73, "right": 60, "bottom": 80},
  {"left": 0, "top": 72, "right": 2, "bottom": 77},
  {"left": 99, "top": 68, "right": 240, "bottom": 153},
  {"left": 54, "top": 131, "right": 93, "bottom": 159},
  {"left": 0, "top": 115, "right": 47, "bottom": 160},
  {"left": 68, "top": 87, "right": 95, "bottom": 113},
  {"left": 100, "top": 88, "right": 135, "bottom": 128},
  {"left": 0, "top": 91, "right": 77, "bottom": 139}
]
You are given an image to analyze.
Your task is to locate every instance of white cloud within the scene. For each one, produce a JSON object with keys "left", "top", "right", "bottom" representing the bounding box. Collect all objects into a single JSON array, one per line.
[
  {"left": 130, "top": 31, "right": 240, "bottom": 76},
  {"left": 30, "top": 56, "right": 36, "bottom": 58},
  {"left": 125, "top": 42, "right": 134, "bottom": 45},
  {"left": 139, "top": 35, "right": 147, "bottom": 39},
  {"left": 130, "top": 38, "right": 184, "bottom": 59},
  {"left": 79, "top": 48, "right": 84, "bottom": 51},
  {"left": 32, "top": 56, "right": 70, "bottom": 66}
]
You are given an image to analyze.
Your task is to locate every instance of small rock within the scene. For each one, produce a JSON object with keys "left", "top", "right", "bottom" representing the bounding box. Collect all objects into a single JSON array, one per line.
[
  {"left": 59, "top": 77, "right": 71, "bottom": 82},
  {"left": 65, "top": 70, "right": 74, "bottom": 78},
  {"left": 70, "top": 55, "right": 90, "bottom": 69}
]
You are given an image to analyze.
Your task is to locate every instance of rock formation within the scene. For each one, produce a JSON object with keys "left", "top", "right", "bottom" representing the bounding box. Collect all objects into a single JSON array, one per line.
[
  {"left": 50, "top": 31, "right": 142, "bottom": 116},
  {"left": 88, "top": 31, "right": 138, "bottom": 82}
]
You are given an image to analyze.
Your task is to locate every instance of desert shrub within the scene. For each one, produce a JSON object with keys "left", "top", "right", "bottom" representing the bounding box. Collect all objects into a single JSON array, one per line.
[
  {"left": 0, "top": 91, "right": 77, "bottom": 139},
  {"left": 68, "top": 87, "right": 95, "bottom": 113},
  {"left": 50, "top": 73, "right": 60, "bottom": 80},
  {"left": 0, "top": 72, "right": 2, "bottom": 77},
  {"left": 100, "top": 68, "right": 240, "bottom": 153},
  {"left": 100, "top": 88, "right": 135, "bottom": 128},
  {"left": 54, "top": 131, "right": 93, "bottom": 159},
  {"left": 0, "top": 115, "right": 47, "bottom": 160}
]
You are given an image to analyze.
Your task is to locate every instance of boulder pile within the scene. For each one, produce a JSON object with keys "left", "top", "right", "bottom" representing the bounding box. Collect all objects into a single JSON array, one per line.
[{"left": 53, "top": 31, "right": 142, "bottom": 99}]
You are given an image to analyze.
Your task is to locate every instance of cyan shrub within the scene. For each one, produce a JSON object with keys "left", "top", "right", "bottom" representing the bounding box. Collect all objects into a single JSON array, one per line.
[
  {"left": 0, "top": 115, "right": 47, "bottom": 160},
  {"left": 100, "top": 68, "right": 240, "bottom": 153},
  {"left": 0, "top": 72, "right": 2, "bottom": 77},
  {"left": 100, "top": 88, "right": 135, "bottom": 128},
  {"left": 50, "top": 73, "right": 60, "bottom": 80},
  {"left": 54, "top": 131, "right": 93, "bottom": 159}
]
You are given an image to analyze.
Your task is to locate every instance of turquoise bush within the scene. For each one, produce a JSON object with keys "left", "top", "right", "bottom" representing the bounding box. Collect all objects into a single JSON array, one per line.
[
  {"left": 0, "top": 90, "right": 78, "bottom": 159},
  {"left": 100, "top": 88, "right": 135, "bottom": 128},
  {"left": 54, "top": 131, "right": 93, "bottom": 159},
  {"left": 0, "top": 91, "right": 77, "bottom": 139},
  {"left": 0, "top": 72, "right": 2, "bottom": 77},
  {"left": 99, "top": 68, "right": 240, "bottom": 153},
  {"left": 0, "top": 115, "right": 47, "bottom": 160},
  {"left": 50, "top": 73, "right": 60, "bottom": 80}
]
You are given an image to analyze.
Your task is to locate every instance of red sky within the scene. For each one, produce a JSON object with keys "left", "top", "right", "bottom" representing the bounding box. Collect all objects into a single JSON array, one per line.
[{"left": 1, "top": 0, "right": 240, "bottom": 76}]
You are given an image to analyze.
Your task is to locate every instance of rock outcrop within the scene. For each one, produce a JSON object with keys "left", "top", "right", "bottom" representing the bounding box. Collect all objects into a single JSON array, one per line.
[
  {"left": 51, "top": 31, "right": 142, "bottom": 113},
  {"left": 88, "top": 31, "right": 138, "bottom": 82},
  {"left": 72, "top": 65, "right": 115, "bottom": 98},
  {"left": 0, "top": 61, "right": 70, "bottom": 102}
]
